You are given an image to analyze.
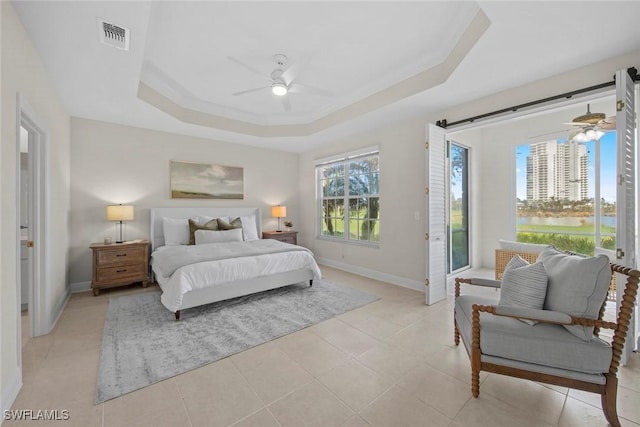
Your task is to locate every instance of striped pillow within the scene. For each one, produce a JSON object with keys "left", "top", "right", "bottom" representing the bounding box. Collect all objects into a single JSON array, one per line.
[{"left": 499, "top": 255, "right": 548, "bottom": 325}]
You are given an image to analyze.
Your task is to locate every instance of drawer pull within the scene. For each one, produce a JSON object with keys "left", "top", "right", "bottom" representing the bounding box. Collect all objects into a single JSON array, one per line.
[
  {"left": 116, "top": 269, "right": 127, "bottom": 273},
  {"left": 116, "top": 253, "right": 127, "bottom": 257}
]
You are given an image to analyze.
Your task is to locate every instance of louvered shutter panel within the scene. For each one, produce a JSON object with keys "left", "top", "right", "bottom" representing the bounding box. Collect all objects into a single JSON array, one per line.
[{"left": 425, "top": 124, "right": 447, "bottom": 304}]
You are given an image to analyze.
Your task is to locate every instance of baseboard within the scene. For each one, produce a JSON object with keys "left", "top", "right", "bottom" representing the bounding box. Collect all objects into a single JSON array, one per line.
[
  {"left": 0, "top": 369, "right": 23, "bottom": 425},
  {"left": 47, "top": 287, "right": 70, "bottom": 334},
  {"left": 316, "top": 257, "right": 424, "bottom": 293},
  {"left": 70, "top": 281, "right": 91, "bottom": 293}
]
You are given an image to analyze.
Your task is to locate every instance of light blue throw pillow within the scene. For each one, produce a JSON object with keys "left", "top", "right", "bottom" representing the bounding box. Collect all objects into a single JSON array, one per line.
[
  {"left": 537, "top": 247, "right": 610, "bottom": 341},
  {"left": 499, "top": 255, "right": 548, "bottom": 325}
]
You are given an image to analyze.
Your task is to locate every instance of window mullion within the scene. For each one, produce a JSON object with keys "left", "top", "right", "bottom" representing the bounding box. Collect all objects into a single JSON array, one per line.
[{"left": 344, "top": 162, "right": 349, "bottom": 240}]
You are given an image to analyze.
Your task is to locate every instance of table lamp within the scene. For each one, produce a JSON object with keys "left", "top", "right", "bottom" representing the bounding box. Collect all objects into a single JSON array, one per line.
[
  {"left": 107, "top": 204, "right": 134, "bottom": 243},
  {"left": 271, "top": 205, "right": 287, "bottom": 232}
]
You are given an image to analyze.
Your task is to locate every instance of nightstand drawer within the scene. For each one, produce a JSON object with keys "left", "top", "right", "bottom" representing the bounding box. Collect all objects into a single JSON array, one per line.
[
  {"left": 262, "top": 231, "right": 298, "bottom": 245},
  {"left": 97, "top": 246, "right": 146, "bottom": 266},
  {"left": 278, "top": 235, "right": 296, "bottom": 244},
  {"left": 96, "top": 263, "right": 147, "bottom": 284}
]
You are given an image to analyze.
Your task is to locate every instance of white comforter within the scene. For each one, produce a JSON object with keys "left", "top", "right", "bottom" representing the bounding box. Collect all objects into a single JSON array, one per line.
[{"left": 151, "top": 240, "right": 322, "bottom": 311}]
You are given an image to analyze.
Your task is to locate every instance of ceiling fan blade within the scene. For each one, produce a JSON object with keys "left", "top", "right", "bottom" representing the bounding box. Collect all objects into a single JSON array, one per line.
[
  {"left": 227, "top": 56, "right": 266, "bottom": 79},
  {"left": 232, "top": 86, "right": 269, "bottom": 96},
  {"left": 281, "top": 55, "right": 310, "bottom": 85},
  {"left": 562, "top": 122, "right": 592, "bottom": 126},
  {"left": 597, "top": 116, "right": 616, "bottom": 130},
  {"left": 280, "top": 96, "right": 292, "bottom": 112},
  {"left": 289, "top": 81, "right": 333, "bottom": 97}
]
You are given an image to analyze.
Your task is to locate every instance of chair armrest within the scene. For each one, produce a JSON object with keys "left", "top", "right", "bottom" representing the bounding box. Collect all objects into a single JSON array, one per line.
[
  {"left": 476, "top": 305, "right": 618, "bottom": 329},
  {"left": 454, "top": 277, "right": 500, "bottom": 299},
  {"left": 493, "top": 306, "right": 572, "bottom": 325},
  {"left": 469, "top": 278, "right": 501, "bottom": 288}
]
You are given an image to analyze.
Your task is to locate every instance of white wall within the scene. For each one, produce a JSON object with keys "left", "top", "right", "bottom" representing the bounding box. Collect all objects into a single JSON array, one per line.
[
  {"left": 69, "top": 118, "right": 300, "bottom": 286},
  {"left": 1, "top": 0, "right": 71, "bottom": 414}
]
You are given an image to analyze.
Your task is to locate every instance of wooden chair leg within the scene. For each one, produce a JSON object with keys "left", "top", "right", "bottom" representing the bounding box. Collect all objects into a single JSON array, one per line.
[
  {"left": 471, "top": 304, "right": 481, "bottom": 398},
  {"left": 454, "top": 319, "right": 460, "bottom": 346},
  {"left": 601, "top": 375, "right": 620, "bottom": 427},
  {"left": 471, "top": 368, "right": 480, "bottom": 398}
]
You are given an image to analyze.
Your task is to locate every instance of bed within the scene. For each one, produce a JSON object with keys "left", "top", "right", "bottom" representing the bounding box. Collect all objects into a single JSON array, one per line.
[{"left": 149, "top": 207, "right": 321, "bottom": 319}]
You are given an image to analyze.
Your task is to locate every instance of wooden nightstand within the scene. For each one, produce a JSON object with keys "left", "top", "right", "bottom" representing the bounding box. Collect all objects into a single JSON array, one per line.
[
  {"left": 90, "top": 240, "right": 150, "bottom": 296},
  {"left": 262, "top": 230, "right": 298, "bottom": 245}
]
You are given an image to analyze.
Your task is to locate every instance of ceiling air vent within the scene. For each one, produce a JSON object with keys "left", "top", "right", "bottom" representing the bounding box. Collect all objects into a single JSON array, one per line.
[{"left": 98, "top": 19, "right": 130, "bottom": 51}]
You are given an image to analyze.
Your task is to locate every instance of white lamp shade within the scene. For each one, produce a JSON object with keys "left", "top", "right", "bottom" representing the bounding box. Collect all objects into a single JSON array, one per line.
[
  {"left": 271, "top": 205, "right": 287, "bottom": 218},
  {"left": 107, "top": 205, "right": 134, "bottom": 221}
]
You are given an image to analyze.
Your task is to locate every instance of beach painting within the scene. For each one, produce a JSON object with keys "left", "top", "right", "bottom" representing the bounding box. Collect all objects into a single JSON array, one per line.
[{"left": 170, "top": 161, "right": 244, "bottom": 199}]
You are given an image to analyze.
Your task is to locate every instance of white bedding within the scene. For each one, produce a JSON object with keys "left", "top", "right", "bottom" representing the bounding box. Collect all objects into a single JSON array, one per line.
[{"left": 152, "top": 241, "right": 322, "bottom": 312}]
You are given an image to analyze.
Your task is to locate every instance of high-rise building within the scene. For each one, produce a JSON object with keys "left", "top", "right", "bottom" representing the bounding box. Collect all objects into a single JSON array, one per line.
[{"left": 526, "top": 140, "right": 588, "bottom": 202}]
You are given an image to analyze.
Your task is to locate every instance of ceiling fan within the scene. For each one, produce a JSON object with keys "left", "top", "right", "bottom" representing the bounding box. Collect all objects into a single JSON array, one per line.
[
  {"left": 564, "top": 104, "right": 616, "bottom": 142},
  {"left": 228, "top": 54, "right": 332, "bottom": 112}
]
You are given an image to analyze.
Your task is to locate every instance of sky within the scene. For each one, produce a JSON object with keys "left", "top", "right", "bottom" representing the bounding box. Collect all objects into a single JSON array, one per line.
[{"left": 515, "top": 131, "right": 617, "bottom": 202}]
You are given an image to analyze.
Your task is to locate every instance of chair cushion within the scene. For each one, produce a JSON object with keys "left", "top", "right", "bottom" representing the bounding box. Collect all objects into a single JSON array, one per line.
[
  {"left": 455, "top": 295, "right": 612, "bottom": 375},
  {"left": 499, "top": 255, "right": 548, "bottom": 325},
  {"left": 537, "top": 247, "right": 611, "bottom": 341}
]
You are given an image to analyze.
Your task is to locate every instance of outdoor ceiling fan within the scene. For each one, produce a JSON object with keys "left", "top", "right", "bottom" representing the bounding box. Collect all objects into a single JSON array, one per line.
[
  {"left": 564, "top": 104, "right": 616, "bottom": 142},
  {"left": 228, "top": 54, "right": 333, "bottom": 112}
]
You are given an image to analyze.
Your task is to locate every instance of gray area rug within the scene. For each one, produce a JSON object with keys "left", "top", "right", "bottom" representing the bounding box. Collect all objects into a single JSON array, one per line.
[{"left": 96, "top": 279, "right": 379, "bottom": 403}]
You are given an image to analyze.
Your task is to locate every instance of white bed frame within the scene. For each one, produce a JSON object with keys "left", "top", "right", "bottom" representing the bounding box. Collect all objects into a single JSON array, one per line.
[{"left": 149, "top": 207, "right": 314, "bottom": 319}]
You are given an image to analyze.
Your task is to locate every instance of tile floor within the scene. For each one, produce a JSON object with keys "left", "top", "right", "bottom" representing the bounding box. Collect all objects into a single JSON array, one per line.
[{"left": 8, "top": 266, "right": 640, "bottom": 427}]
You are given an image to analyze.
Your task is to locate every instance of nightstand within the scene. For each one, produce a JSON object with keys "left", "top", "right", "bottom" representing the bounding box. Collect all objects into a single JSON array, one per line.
[
  {"left": 90, "top": 240, "right": 150, "bottom": 296},
  {"left": 262, "top": 230, "right": 298, "bottom": 245}
]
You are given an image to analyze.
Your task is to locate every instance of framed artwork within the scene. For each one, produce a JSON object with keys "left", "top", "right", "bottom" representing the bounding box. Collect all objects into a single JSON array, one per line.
[{"left": 170, "top": 160, "right": 244, "bottom": 199}]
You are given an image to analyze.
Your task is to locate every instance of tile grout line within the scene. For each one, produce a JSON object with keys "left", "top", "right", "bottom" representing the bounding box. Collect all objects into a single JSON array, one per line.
[{"left": 172, "top": 376, "right": 195, "bottom": 427}]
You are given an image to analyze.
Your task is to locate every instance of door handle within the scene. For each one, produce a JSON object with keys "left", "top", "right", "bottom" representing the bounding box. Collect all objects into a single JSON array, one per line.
[{"left": 26, "top": 240, "right": 34, "bottom": 248}]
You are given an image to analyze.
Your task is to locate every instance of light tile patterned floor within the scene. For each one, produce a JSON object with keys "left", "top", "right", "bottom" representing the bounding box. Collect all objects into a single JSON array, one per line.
[{"left": 9, "top": 266, "right": 640, "bottom": 426}]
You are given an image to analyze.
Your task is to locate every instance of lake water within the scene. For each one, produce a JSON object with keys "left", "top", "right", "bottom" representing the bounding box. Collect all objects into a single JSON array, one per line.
[{"left": 517, "top": 216, "right": 616, "bottom": 228}]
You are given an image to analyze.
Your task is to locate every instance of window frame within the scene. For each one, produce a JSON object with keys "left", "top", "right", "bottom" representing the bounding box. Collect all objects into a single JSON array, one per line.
[
  {"left": 448, "top": 140, "right": 471, "bottom": 274},
  {"left": 315, "top": 146, "right": 380, "bottom": 246}
]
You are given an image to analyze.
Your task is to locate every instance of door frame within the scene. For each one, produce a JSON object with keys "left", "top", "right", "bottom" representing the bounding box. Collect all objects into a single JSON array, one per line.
[{"left": 16, "top": 94, "right": 51, "bottom": 345}]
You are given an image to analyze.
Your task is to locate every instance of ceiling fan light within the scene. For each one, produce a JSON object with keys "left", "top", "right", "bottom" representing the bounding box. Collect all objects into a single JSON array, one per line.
[
  {"left": 573, "top": 132, "right": 588, "bottom": 142},
  {"left": 272, "top": 83, "right": 287, "bottom": 96}
]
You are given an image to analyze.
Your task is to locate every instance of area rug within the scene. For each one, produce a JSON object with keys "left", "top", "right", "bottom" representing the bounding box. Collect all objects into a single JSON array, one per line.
[{"left": 96, "top": 279, "right": 379, "bottom": 403}]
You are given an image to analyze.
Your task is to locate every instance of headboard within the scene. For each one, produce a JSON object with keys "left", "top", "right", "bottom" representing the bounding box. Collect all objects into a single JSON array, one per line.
[{"left": 149, "top": 207, "right": 262, "bottom": 252}]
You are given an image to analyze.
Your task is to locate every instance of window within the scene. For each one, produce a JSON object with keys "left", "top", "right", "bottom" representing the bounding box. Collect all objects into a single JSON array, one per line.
[
  {"left": 515, "top": 133, "right": 616, "bottom": 255},
  {"left": 448, "top": 142, "right": 470, "bottom": 273},
  {"left": 316, "top": 148, "right": 380, "bottom": 244}
]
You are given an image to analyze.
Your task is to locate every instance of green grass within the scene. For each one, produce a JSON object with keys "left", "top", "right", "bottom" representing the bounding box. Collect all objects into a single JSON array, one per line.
[
  {"left": 517, "top": 233, "right": 616, "bottom": 256},
  {"left": 517, "top": 224, "right": 615, "bottom": 234},
  {"left": 322, "top": 209, "right": 379, "bottom": 242}
]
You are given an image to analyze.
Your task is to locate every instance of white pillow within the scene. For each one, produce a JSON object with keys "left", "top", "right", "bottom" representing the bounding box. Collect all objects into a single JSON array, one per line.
[
  {"left": 162, "top": 217, "right": 189, "bottom": 246},
  {"left": 240, "top": 215, "right": 259, "bottom": 241},
  {"left": 498, "top": 239, "right": 550, "bottom": 254},
  {"left": 194, "top": 228, "right": 243, "bottom": 244}
]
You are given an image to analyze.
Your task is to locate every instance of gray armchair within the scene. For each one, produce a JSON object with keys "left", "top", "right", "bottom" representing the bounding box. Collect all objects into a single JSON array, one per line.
[{"left": 454, "top": 247, "right": 639, "bottom": 427}]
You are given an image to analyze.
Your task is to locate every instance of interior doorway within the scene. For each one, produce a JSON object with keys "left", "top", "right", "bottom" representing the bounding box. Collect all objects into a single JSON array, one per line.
[
  {"left": 19, "top": 126, "right": 30, "bottom": 347},
  {"left": 16, "top": 95, "right": 50, "bottom": 350}
]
